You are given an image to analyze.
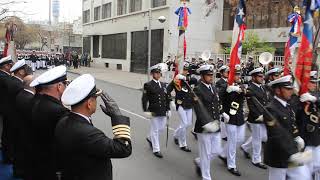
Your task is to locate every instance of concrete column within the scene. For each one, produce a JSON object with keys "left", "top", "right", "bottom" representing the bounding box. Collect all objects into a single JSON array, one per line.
[{"left": 126, "top": 31, "right": 131, "bottom": 72}]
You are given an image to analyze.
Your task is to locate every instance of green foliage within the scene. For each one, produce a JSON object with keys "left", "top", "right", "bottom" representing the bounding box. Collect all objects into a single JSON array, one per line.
[{"left": 223, "top": 32, "right": 276, "bottom": 55}]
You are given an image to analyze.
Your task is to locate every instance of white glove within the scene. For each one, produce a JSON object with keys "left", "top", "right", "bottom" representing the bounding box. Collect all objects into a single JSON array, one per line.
[
  {"left": 294, "top": 136, "right": 305, "bottom": 151},
  {"left": 300, "top": 93, "right": 317, "bottom": 103},
  {"left": 256, "top": 115, "right": 264, "bottom": 122},
  {"left": 226, "top": 85, "right": 241, "bottom": 93},
  {"left": 222, "top": 112, "right": 230, "bottom": 123},
  {"left": 289, "top": 150, "right": 313, "bottom": 164},
  {"left": 170, "top": 101, "right": 176, "bottom": 111},
  {"left": 144, "top": 112, "right": 153, "bottom": 119},
  {"left": 202, "top": 121, "right": 220, "bottom": 133},
  {"left": 166, "top": 111, "right": 172, "bottom": 118},
  {"left": 175, "top": 74, "right": 186, "bottom": 81}
]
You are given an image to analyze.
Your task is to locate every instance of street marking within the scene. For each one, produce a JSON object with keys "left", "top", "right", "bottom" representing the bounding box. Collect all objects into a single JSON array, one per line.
[{"left": 119, "top": 107, "right": 175, "bottom": 131}]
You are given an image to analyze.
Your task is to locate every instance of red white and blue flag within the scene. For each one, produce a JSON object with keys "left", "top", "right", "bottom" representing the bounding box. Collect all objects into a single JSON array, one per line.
[
  {"left": 284, "top": 12, "right": 302, "bottom": 75},
  {"left": 295, "top": 0, "right": 319, "bottom": 95},
  {"left": 228, "top": 0, "right": 246, "bottom": 85}
]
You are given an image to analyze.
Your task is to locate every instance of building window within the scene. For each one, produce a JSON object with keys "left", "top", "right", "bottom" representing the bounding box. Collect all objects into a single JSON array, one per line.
[
  {"left": 102, "top": 3, "right": 112, "bottom": 19},
  {"left": 69, "top": 36, "right": 75, "bottom": 43},
  {"left": 102, "top": 33, "right": 127, "bottom": 59},
  {"left": 152, "top": 0, "right": 166, "bottom": 8},
  {"left": 83, "top": 10, "right": 90, "bottom": 23},
  {"left": 83, "top": 37, "right": 91, "bottom": 54},
  {"left": 130, "top": 0, "right": 142, "bottom": 13},
  {"left": 94, "top": 6, "right": 101, "bottom": 21},
  {"left": 117, "top": 0, "right": 127, "bottom": 16}
]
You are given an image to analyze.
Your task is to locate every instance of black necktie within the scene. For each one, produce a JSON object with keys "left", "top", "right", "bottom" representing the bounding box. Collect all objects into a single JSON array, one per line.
[{"left": 208, "top": 85, "right": 213, "bottom": 93}]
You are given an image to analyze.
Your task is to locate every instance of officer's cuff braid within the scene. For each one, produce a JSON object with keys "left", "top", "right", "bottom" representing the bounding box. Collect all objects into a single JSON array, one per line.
[{"left": 111, "top": 115, "right": 131, "bottom": 140}]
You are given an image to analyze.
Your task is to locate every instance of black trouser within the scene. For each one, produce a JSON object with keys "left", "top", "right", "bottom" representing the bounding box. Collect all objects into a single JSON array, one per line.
[{"left": 1, "top": 114, "right": 14, "bottom": 163}]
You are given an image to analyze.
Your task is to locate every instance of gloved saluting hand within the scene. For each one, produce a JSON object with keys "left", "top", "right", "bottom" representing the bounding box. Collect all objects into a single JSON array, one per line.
[{"left": 100, "top": 92, "right": 122, "bottom": 117}]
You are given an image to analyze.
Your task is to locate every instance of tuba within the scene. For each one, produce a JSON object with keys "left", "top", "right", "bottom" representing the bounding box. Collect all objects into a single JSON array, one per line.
[
  {"left": 258, "top": 52, "right": 273, "bottom": 65},
  {"left": 200, "top": 50, "right": 211, "bottom": 62}
]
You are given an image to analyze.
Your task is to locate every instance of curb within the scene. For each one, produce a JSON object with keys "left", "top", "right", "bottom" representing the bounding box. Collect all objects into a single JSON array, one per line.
[{"left": 67, "top": 70, "right": 143, "bottom": 91}]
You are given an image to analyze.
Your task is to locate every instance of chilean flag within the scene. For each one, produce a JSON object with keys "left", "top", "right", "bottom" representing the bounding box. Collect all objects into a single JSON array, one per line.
[
  {"left": 295, "top": 0, "right": 319, "bottom": 95},
  {"left": 284, "top": 12, "right": 302, "bottom": 75},
  {"left": 228, "top": 0, "right": 246, "bottom": 85}
]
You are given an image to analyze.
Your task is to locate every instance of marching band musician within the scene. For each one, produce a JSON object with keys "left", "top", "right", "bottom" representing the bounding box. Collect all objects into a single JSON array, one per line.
[
  {"left": 167, "top": 62, "right": 197, "bottom": 152},
  {"left": 216, "top": 65, "right": 229, "bottom": 141},
  {"left": 142, "top": 64, "right": 172, "bottom": 158},
  {"left": 241, "top": 67, "right": 268, "bottom": 169},
  {"left": 219, "top": 65, "right": 246, "bottom": 176},
  {"left": 296, "top": 71, "right": 320, "bottom": 180},
  {"left": 265, "top": 75, "right": 311, "bottom": 180},
  {"left": 192, "top": 64, "right": 225, "bottom": 180}
]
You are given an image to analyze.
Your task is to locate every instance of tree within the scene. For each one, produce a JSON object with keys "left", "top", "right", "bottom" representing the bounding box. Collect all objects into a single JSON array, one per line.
[{"left": 223, "top": 32, "right": 275, "bottom": 55}]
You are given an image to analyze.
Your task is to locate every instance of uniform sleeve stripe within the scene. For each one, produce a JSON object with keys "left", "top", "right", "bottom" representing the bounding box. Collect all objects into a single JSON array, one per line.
[
  {"left": 113, "top": 128, "right": 130, "bottom": 133},
  {"left": 114, "top": 131, "right": 131, "bottom": 136},
  {"left": 114, "top": 134, "right": 131, "bottom": 139},
  {"left": 112, "top": 125, "right": 130, "bottom": 130}
]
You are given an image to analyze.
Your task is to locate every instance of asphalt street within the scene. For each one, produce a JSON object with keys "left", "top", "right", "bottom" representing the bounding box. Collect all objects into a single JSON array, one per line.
[{"left": 64, "top": 72, "right": 268, "bottom": 180}]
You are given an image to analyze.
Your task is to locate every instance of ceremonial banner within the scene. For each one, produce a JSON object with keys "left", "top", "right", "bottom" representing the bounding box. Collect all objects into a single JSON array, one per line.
[
  {"left": 284, "top": 8, "right": 302, "bottom": 75},
  {"left": 228, "top": 0, "right": 246, "bottom": 85},
  {"left": 295, "top": 0, "right": 319, "bottom": 95}
]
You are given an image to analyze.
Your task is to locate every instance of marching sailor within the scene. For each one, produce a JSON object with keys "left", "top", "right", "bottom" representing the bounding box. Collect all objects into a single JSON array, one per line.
[
  {"left": 219, "top": 65, "right": 246, "bottom": 176},
  {"left": 55, "top": 74, "right": 132, "bottom": 180},
  {"left": 296, "top": 71, "right": 320, "bottom": 179},
  {"left": 216, "top": 65, "right": 229, "bottom": 141},
  {"left": 192, "top": 64, "right": 224, "bottom": 180},
  {"left": 167, "top": 62, "right": 197, "bottom": 152},
  {"left": 142, "top": 64, "right": 171, "bottom": 158},
  {"left": 241, "top": 67, "right": 268, "bottom": 169},
  {"left": 265, "top": 75, "right": 312, "bottom": 180}
]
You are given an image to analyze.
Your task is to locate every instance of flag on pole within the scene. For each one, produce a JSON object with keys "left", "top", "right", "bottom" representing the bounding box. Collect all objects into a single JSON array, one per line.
[
  {"left": 228, "top": 0, "right": 246, "bottom": 85},
  {"left": 295, "top": 0, "right": 319, "bottom": 95},
  {"left": 284, "top": 9, "right": 302, "bottom": 75}
]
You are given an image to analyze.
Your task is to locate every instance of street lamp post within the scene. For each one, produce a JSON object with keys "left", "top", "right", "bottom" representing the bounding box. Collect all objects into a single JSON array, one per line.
[{"left": 147, "top": 8, "right": 166, "bottom": 81}]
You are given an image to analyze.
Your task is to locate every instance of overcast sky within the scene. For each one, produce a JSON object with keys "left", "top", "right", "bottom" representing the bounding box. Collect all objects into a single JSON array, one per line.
[{"left": 4, "top": 0, "right": 82, "bottom": 23}]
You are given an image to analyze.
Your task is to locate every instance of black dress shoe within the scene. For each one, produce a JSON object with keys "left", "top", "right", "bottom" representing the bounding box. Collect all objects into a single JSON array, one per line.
[
  {"left": 218, "top": 155, "right": 227, "bottom": 166},
  {"left": 174, "top": 138, "right": 179, "bottom": 145},
  {"left": 252, "top": 162, "right": 268, "bottom": 169},
  {"left": 228, "top": 168, "right": 241, "bottom": 176},
  {"left": 146, "top": 138, "right": 152, "bottom": 148},
  {"left": 180, "top": 146, "right": 191, "bottom": 152},
  {"left": 153, "top": 151, "right": 163, "bottom": 158},
  {"left": 193, "top": 160, "right": 201, "bottom": 177},
  {"left": 191, "top": 131, "right": 198, "bottom": 140},
  {"left": 222, "top": 137, "right": 228, "bottom": 141},
  {"left": 241, "top": 147, "right": 250, "bottom": 159}
]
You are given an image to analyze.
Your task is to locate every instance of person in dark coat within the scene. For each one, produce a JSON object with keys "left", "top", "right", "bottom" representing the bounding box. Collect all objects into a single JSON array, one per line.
[
  {"left": 216, "top": 65, "right": 229, "bottom": 141},
  {"left": 264, "top": 75, "right": 312, "bottom": 180},
  {"left": 219, "top": 65, "right": 246, "bottom": 176},
  {"left": 15, "top": 75, "right": 35, "bottom": 180},
  {"left": 142, "top": 64, "right": 171, "bottom": 158},
  {"left": 29, "top": 66, "right": 70, "bottom": 180},
  {"left": 241, "top": 67, "right": 268, "bottom": 169},
  {"left": 0, "top": 55, "right": 14, "bottom": 164},
  {"left": 7, "top": 59, "right": 32, "bottom": 178},
  {"left": 55, "top": 74, "right": 132, "bottom": 180},
  {"left": 296, "top": 71, "right": 320, "bottom": 179},
  {"left": 167, "top": 62, "right": 197, "bottom": 152},
  {"left": 192, "top": 64, "right": 225, "bottom": 180}
]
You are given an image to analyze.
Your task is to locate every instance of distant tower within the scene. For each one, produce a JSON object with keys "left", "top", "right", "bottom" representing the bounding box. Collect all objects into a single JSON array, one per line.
[{"left": 52, "top": 0, "right": 60, "bottom": 24}]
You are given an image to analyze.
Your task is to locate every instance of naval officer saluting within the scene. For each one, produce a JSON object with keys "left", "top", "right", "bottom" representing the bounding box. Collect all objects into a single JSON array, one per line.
[{"left": 55, "top": 74, "right": 132, "bottom": 180}]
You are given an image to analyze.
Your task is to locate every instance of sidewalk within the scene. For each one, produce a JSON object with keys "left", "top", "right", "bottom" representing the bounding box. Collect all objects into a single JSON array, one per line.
[{"left": 67, "top": 66, "right": 148, "bottom": 90}]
